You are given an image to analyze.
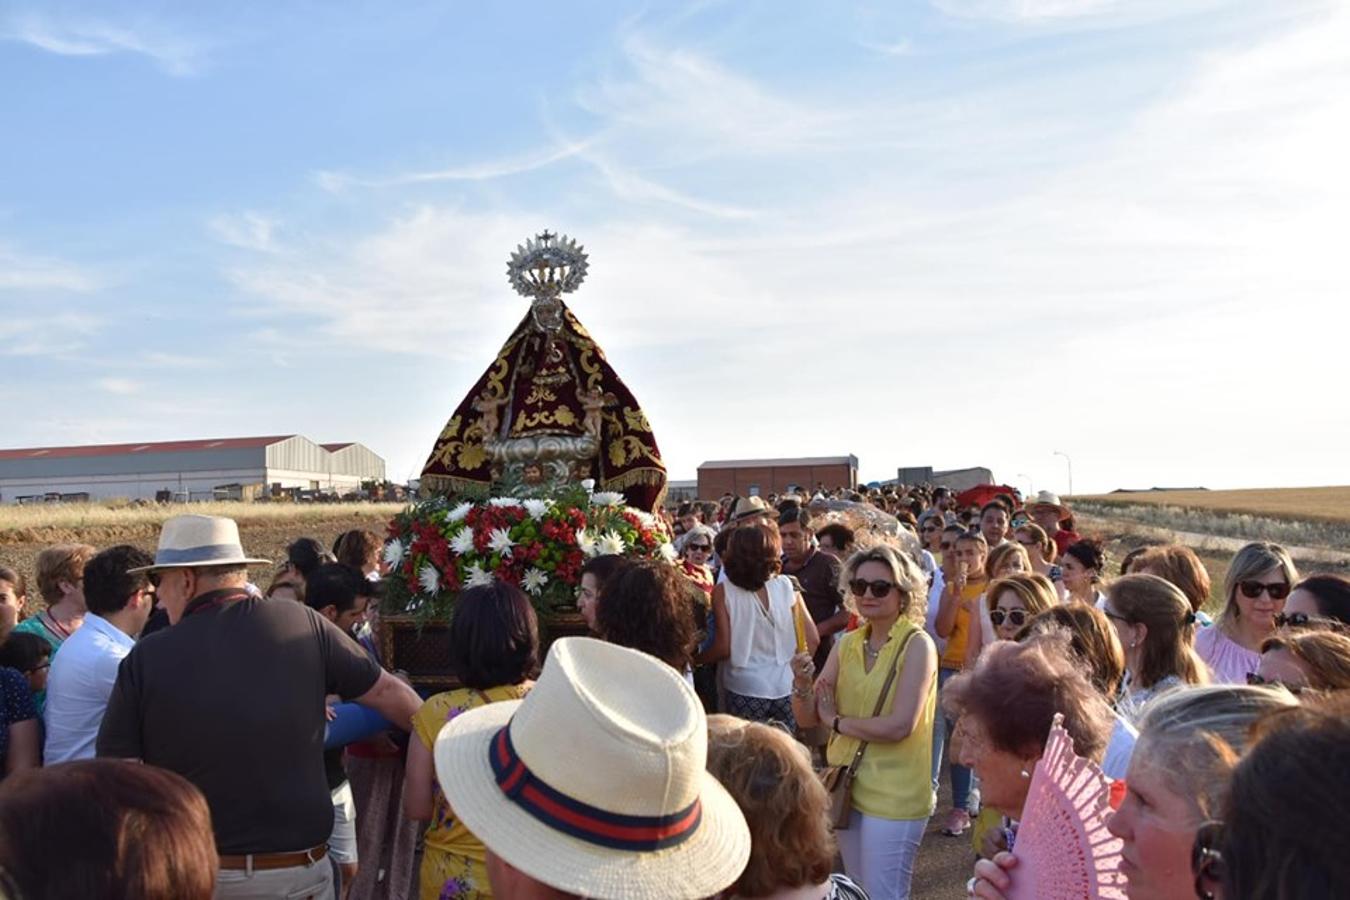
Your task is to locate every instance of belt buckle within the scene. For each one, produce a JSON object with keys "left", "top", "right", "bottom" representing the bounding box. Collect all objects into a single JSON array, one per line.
[{"left": 304, "top": 845, "right": 325, "bottom": 865}]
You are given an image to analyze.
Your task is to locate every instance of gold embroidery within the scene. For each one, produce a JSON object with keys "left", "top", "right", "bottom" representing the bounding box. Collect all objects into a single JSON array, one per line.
[
  {"left": 622, "top": 407, "right": 651, "bottom": 433},
  {"left": 524, "top": 385, "right": 558, "bottom": 405}
]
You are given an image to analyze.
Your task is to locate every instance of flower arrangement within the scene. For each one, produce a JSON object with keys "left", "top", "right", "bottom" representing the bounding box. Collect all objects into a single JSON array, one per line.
[{"left": 381, "top": 483, "right": 676, "bottom": 620}]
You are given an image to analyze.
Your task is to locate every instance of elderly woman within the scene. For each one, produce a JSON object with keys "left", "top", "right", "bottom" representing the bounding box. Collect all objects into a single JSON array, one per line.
[
  {"left": 1102, "top": 574, "right": 1208, "bottom": 724},
  {"left": 970, "top": 684, "right": 1300, "bottom": 900},
  {"left": 1219, "top": 693, "right": 1350, "bottom": 898},
  {"left": 698, "top": 521, "right": 818, "bottom": 728},
  {"left": 943, "top": 638, "right": 1114, "bottom": 867},
  {"left": 12, "top": 543, "right": 96, "bottom": 656},
  {"left": 404, "top": 582, "right": 539, "bottom": 900},
  {"left": 1197, "top": 542, "right": 1298, "bottom": 684},
  {"left": 1253, "top": 627, "right": 1350, "bottom": 692},
  {"left": 791, "top": 544, "right": 937, "bottom": 900},
  {"left": 676, "top": 523, "right": 717, "bottom": 599},
  {"left": 705, "top": 716, "right": 867, "bottom": 900}
]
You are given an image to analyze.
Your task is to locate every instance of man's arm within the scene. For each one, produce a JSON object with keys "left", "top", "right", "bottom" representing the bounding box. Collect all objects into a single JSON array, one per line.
[
  {"left": 95, "top": 657, "right": 143, "bottom": 761},
  {"left": 353, "top": 670, "right": 422, "bottom": 733}
]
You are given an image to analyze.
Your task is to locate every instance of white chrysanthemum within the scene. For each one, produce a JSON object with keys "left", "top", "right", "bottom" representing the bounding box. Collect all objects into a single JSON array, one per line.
[
  {"left": 523, "top": 498, "right": 551, "bottom": 520},
  {"left": 417, "top": 564, "right": 440, "bottom": 596},
  {"left": 632, "top": 510, "right": 658, "bottom": 529},
  {"left": 449, "top": 528, "right": 475, "bottom": 555},
  {"left": 488, "top": 497, "right": 521, "bottom": 508},
  {"left": 591, "top": 491, "right": 624, "bottom": 507},
  {"left": 464, "top": 563, "right": 494, "bottom": 588},
  {"left": 576, "top": 529, "right": 598, "bottom": 557},
  {"left": 658, "top": 542, "right": 679, "bottom": 563},
  {"left": 382, "top": 539, "right": 405, "bottom": 569},
  {"left": 580, "top": 479, "right": 596, "bottom": 492},
  {"left": 521, "top": 568, "right": 549, "bottom": 595},
  {"left": 447, "top": 501, "right": 474, "bottom": 523},
  {"left": 598, "top": 530, "right": 627, "bottom": 556},
  {"left": 488, "top": 527, "right": 516, "bottom": 558}
]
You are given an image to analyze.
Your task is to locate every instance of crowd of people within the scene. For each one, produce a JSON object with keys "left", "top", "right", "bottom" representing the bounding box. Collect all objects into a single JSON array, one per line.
[{"left": 0, "top": 482, "right": 1348, "bottom": 899}]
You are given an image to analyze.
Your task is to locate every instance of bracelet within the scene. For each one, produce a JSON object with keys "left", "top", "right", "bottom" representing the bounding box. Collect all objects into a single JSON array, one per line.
[{"left": 791, "top": 684, "right": 814, "bottom": 699}]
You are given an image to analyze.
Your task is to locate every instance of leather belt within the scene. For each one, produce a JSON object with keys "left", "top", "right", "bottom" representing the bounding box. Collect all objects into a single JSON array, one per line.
[{"left": 219, "top": 845, "right": 328, "bottom": 871}]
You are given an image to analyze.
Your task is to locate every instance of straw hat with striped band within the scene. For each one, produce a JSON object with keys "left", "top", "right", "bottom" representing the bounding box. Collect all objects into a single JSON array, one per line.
[
  {"left": 127, "top": 514, "right": 270, "bottom": 573},
  {"left": 433, "top": 637, "right": 751, "bottom": 900}
]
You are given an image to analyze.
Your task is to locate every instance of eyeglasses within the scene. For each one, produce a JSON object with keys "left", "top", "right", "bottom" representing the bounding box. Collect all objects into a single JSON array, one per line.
[
  {"left": 1101, "top": 607, "right": 1131, "bottom": 624},
  {"left": 849, "top": 578, "right": 896, "bottom": 599},
  {"left": 1273, "top": 611, "right": 1313, "bottom": 627},
  {"left": 1245, "top": 671, "right": 1303, "bottom": 694},
  {"left": 1190, "top": 820, "right": 1225, "bottom": 899},
  {"left": 989, "top": 608, "right": 1028, "bottom": 628},
  {"left": 1017, "top": 539, "right": 1040, "bottom": 549},
  {"left": 686, "top": 544, "right": 711, "bottom": 553},
  {"left": 1237, "top": 580, "right": 1290, "bottom": 600},
  {"left": 921, "top": 525, "right": 940, "bottom": 533}
]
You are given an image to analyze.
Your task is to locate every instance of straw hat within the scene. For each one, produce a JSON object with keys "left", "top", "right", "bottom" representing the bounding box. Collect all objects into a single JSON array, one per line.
[
  {"left": 1026, "top": 490, "right": 1069, "bottom": 515},
  {"left": 433, "top": 637, "right": 751, "bottom": 899},
  {"left": 127, "top": 514, "right": 270, "bottom": 573},
  {"left": 727, "top": 495, "right": 771, "bottom": 522}
]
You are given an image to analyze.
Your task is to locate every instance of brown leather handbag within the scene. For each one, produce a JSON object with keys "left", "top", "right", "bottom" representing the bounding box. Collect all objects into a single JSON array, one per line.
[{"left": 817, "top": 630, "right": 917, "bottom": 830}]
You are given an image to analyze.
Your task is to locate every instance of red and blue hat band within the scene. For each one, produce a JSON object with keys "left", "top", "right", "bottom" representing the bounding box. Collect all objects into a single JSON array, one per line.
[{"left": 489, "top": 723, "right": 702, "bottom": 852}]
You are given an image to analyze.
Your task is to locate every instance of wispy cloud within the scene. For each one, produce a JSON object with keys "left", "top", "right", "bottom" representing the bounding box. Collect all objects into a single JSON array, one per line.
[
  {"left": 0, "top": 312, "right": 100, "bottom": 356},
  {"left": 930, "top": 0, "right": 1227, "bottom": 26},
  {"left": 0, "top": 244, "right": 99, "bottom": 292},
  {"left": 314, "top": 138, "right": 597, "bottom": 192},
  {"left": 96, "top": 377, "right": 141, "bottom": 395},
  {"left": 208, "top": 212, "right": 282, "bottom": 253},
  {"left": 0, "top": 10, "right": 205, "bottom": 75}
]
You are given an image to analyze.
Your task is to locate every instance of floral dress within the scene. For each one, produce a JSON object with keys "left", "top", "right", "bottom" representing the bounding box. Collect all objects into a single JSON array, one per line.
[{"left": 412, "top": 684, "right": 530, "bottom": 900}]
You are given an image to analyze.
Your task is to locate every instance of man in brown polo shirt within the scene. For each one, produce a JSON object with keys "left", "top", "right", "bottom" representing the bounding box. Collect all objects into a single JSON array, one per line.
[
  {"left": 778, "top": 504, "right": 847, "bottom": 671},
  {"left": 97, "top": 515, "right": 421, "bottom": 900}
]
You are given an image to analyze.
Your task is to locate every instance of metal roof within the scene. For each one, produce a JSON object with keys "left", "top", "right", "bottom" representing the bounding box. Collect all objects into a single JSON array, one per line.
[
  {"left": 0, "top": 436, "right": 295, "bottom": 461},
  {"left": 698, "top": 456, "right": 858, "bottom": 469}
]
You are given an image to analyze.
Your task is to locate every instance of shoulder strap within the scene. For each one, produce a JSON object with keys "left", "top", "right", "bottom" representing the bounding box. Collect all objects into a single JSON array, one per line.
[{"left": 845, "top": 628, "right": 920, "bottom": 775}]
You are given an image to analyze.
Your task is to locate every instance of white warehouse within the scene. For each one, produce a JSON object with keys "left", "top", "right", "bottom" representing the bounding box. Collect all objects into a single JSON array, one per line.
[{"left": 0, "top": 435, "right": 386, "bottom": 503}]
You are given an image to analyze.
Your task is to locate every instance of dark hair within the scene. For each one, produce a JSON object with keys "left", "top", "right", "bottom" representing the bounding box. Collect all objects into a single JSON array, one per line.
[
  {"left": 332, "top": 530, "right": 382, "bottom": 572},
  {"left": 0, "top": 632, "right": 48, "bottom": 673},
  {"left": 595, "top": 560, "right": 697, "bottom": 671},
  {"left": 580, "top": 555, "right": 629, "bottom": 594},
  {"left": 286, "top": 537, "right": 334, "bottom": 581},
  {"left": 676, "top": 502, "right": 701, "bottom": 521},
  {"left": 0, "top": 566, "right": 27, "bottom": 599},
  {"left": 1119, "top": 546, "right": 1150, "bottom": 576},
  {"left": 1063, "top": 538, "right": 1106, "bottom": 575},
  {"left": 942, "top": 636, "right": 1113, "bottom": 763},
  {"left": 1292, "top": 574, "right": 1350, "bottom": 625},
  {"left": 722, "top": 522, "right": 782, "bottom": 591},
  {"left": 777, "top": 504, "right": 812, "bottom": 531},
  {"left": 713, "top": 526, "right": 734, "bottom": 559},
  {"left": 448, "top": 582, "right": 539, "bottom": 690},
  {"left": 1221, "top": 693, "right": 1350, "bottom": 898},
  {"left": 1017, "top": 605, "right": 1126, "bottom": 697},
  {"left": 698, "top": 501, "right": 720, "bottom": 524},
  {"left": 980, "top": 500, "right": 1008, "bottom": 519},
  {"left": 83, "top": 545, "right": 155, "bottom": 617},
  {"left": 815, "top": 522, "right": 854, "bottom": 553},
  {"left": 304, "top": 563, "right": 378, "bottom": 616},
  {"left": 0, "top": 759, "right": 218, "bottom": 900}
]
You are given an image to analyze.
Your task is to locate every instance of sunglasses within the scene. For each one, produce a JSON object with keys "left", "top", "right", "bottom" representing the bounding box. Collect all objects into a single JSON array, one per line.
[
  {"left": 686, "top": 544, "right": 711, "bottom": 553},
  {"left": 1245, "top": 671, "right": 1303, "bottom": 694},
  {"left": 849, "top": 578, "right": 896, "bottom": 599},
  {"left": 939, "top": 541, "right": 954, "bottom": 551},
  {"left": 921, "top": 525, "right": 940, "bottom": 533},
  {"left": 1017, "top": 539, "right": 1040, "bottom": 549},
  {"left": 1190, "top": 821, "right": 1225, "bottom": 899},
  {"left": 1101, "top": 607, "right": 1130, "bottom": 624},
  {"left": 1237, "top": 580, "right": 1290, "bottom": 600},
  {"left": 1274, "top": 611, "right": 1318, "bottom": 628},
  {"left": 989, "top": 608, "right": 1028, "bottom": 628}
]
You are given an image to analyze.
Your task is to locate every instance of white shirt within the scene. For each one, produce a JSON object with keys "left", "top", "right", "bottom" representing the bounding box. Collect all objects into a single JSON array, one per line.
[
  {"left": 722, "top": 575, "right": 798, "bottom": 699},
  {"left": 1102, "top": 713, "right": 1139, "bottom": 780},
  {"left": 926, "top": 566, "right": 949, "bottom": 656},
  {"left": 43, "top": 612, "right": 136, "bottom": 763}
]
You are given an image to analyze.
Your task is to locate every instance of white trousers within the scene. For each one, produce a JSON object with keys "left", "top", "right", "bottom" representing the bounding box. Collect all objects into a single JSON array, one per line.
[{"left": 835, "top": 809, "right": 929, "bottom": 900}]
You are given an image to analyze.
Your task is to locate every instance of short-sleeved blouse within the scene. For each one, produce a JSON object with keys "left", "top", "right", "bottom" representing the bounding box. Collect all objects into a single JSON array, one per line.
[
  {"left": 1195, "top": 625, "right": 1260, "bottom": 685},
  {"left": 0, "top": 667, "right": 38, "bottom": 775}
]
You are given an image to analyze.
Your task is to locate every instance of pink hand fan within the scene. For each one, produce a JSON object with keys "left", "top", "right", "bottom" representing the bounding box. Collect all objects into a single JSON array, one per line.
[{"left": 1006, "top": 713, "right": 1129, "bottom": 900}]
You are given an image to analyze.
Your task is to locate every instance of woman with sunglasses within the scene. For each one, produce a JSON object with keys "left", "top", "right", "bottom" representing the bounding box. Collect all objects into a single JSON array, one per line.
[
  {"left": 791, "top": 545, "right": 937, "bottom": 900},
  {"left": 1252, "top": 626, "right": 1350, "bottom": 693},
  {"left": 983, "top": 574, "right": 1057, "bottom": 644},
  {"left": 965, "top": 545, "right": 1040, "bottom": 662},
  {"left": 1102, "top": 574, "right": 1208, "bottom": 725},
  {"left": 1284, "top": 573, "right": 1350, "bottom": 626},
  {"left": 1196, "top": 542, "right": 1298, "bottom": 684},
  {"left": 970, "top": 684, "right": 1298, "bottom": 900}
]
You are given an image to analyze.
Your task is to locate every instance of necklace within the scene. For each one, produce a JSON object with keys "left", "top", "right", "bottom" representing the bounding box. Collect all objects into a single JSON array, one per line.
[{"left": 43, "top": 609, "right": 75, "bottom": 640}]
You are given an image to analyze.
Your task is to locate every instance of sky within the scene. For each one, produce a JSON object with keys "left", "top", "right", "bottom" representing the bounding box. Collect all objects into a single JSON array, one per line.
[{"left": 2, "top": 0, "right": 1347, "bottom": 496}]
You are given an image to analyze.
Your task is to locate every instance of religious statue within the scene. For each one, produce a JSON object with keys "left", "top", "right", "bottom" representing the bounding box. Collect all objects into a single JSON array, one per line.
[{"left": 420, "top": 232, "right": 667, "bottom": 511}]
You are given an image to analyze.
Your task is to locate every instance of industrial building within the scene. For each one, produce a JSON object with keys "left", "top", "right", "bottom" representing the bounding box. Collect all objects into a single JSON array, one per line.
[
  {"left": 0, "top": 435, "right": 386, "bottom": 503},
  {"left": 697, "top": 456, "right": 858, "bottom": 500}
]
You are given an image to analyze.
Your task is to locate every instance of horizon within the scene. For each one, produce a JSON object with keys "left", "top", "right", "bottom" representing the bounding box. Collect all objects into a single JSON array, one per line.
[{"left": 3, "top": 1, "right": 1347, "bottom": 496}]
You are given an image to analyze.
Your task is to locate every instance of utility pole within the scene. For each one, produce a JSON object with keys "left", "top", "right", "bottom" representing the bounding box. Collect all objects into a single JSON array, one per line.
[
  {"left": 1017, "top": 473, "right": 1034, "bottom": 497},
  {"left": 1053, "top": 451, "right": 1074, "bottom": 497}
]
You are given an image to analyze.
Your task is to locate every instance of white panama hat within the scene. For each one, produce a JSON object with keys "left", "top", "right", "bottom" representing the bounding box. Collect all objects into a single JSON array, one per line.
[
  {"left": 433, "top": 637, "right": 751, "bottom": 900},
  {"left": 127, "top": 514, "right": 271, "bottom": 573},
  {"left": 1026, "top": 490, "right": 1070, "bottom": 515}
]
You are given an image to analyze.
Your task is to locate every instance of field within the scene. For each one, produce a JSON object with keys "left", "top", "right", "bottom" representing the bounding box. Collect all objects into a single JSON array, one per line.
[
  {"left": 0, "top": 501, "right": 403, "bottom": 594},
  {"left": 1076, "top": 486, "right": 1350, "bottom": 522}
]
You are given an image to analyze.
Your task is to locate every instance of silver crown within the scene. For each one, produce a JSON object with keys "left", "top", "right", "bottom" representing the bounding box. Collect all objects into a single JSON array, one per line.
[{"left": 506, "top": 230, "right": 589, "bottom": 301}]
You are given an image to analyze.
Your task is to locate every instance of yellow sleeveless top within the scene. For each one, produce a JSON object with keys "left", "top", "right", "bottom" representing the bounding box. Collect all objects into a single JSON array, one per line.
[
  {"left": 939, "top": 579, "right": 985, "bottom": 670},
  {"left": 826, "top": 619, "right": 936, "bottom": 820}
]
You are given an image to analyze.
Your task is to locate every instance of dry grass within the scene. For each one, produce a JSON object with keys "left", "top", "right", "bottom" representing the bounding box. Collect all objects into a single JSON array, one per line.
[{"left": 1076, "top": 486, "right": 1350, "bottom": 523}]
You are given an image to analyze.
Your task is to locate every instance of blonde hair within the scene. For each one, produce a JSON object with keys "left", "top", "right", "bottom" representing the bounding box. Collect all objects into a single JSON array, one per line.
[
  {"left": 838, "top": 544, "right": 928, "bottom": 626},
  {"left": 1133, "top": 684, "right": 1300, "bottom": 822},
  {"left": 706, "top": 716, "right": 834, "bottom": 897},
  {"left": 985, "top": 542, "right": 1031, "bottom": 582},
  {"left": 1015, "top": 523, "right": 1056, "bottom": 563},
  {"left": 986, "top": 572, "right": 1057, "bottom": 617},
  {"left": 1221, "top": 542, "right": 1298, "bottom": 630},
  {"left": 35, "top": 544, "right": 97, "bottom": 604}
]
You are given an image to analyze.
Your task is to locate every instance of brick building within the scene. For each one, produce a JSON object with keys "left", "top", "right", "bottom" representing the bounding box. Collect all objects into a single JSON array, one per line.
[{"left": 697, "top": 456, "right": 858, "bottom": 500}]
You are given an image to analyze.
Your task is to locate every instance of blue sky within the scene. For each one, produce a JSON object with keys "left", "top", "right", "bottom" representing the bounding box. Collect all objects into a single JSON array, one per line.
[{"left": 2, "top": 0, "right": 1347, "bottom": 494}]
